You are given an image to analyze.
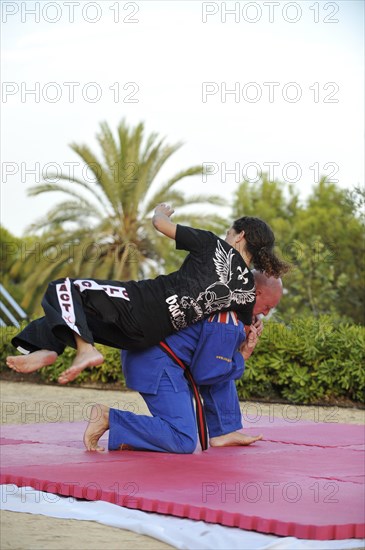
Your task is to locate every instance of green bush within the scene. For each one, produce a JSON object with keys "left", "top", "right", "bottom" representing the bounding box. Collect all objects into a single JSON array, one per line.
[
  {"left": 1, "top": 315, "right": 364, "bottom": 404},
  {"left": 236, "top": 315, "right": 365, "bottom": 404}
]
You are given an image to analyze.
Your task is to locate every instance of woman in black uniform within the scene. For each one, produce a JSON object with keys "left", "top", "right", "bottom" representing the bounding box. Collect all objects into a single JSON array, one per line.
[{"left": 7, "top": 203, "right": 289, "bottom": 384}]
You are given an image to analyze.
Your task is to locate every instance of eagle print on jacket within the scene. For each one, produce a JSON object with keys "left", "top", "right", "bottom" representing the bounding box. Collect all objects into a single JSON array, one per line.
[{"left": 169, "top": 241, "right": 256, "bottom": 330}]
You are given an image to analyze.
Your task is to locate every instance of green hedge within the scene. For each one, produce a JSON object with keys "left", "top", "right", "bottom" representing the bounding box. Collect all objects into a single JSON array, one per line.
[
  {"left": 237, "top": 315, "right": 365, "bottom": 404},
  {"left": 1, "top": 315, "right": 364, "bottom": 404}
]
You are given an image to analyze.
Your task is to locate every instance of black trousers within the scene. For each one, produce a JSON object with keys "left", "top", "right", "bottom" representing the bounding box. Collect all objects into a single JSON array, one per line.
[{"left": 12, "top": 277, "right": 146, "bottom": 354}]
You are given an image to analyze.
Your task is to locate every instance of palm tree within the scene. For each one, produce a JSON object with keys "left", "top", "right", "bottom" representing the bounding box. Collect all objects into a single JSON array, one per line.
[{"left": 12, "top": 120, "right": 226, "bottom": 314}]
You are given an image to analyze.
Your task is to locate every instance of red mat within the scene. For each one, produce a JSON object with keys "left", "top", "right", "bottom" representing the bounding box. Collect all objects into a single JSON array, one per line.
[{"left": 1, "top": 418, "right": 364, "bottom": 540}]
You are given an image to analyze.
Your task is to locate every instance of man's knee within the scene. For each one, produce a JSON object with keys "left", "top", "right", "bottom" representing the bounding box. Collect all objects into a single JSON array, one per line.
[
  {"left": 173, "top": 430, "right": 197, "bottom": 454},
  {"left": 181, "top": 436, "right": 197, "bottom": 454}
]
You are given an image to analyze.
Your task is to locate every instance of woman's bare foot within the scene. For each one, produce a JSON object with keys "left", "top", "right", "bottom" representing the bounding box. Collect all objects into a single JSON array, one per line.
[
  {"left": 58, "top": 346, "right": 103, "bottom": 385},
  {"left": 6, "top": 350, "right": 58, "bottom": 373},
  {"left": 83, "top": 404, "right": 110, "bottom": 451},
  {"left": 210, "top": 431, "right": 263, "bottom": 447}
]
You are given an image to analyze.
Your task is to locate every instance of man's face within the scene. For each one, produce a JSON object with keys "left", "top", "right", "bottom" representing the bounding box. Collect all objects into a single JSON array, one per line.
[{"left": 253, "top": 288, "right": 281, "bottom": 317}]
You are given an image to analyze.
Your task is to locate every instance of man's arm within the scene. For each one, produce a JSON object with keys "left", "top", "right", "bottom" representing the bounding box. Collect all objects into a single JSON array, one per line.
[{"left": 152, "top": 203, "right": 177, "bottom": 240}]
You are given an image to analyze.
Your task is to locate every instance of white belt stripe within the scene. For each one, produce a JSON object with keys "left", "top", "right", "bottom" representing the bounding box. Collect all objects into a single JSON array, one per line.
[
  {"left": 73, "top": 279, "right": 130, "bottom": 301},
  {"left": 56, "top": 278, "right": 81, "bottom": 336}
]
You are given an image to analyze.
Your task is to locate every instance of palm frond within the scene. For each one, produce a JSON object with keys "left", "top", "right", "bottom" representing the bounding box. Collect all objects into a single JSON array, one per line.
[
  {"left": 144, "top": 143, "right": 183, "bottom": 193},
  {"left": 27, "top": 200, "right": 102, "bottom": 232},
  {"left": 28, "top": 183, "right": 103, "bottom": 210},
  {"left": 143, "top": 165, "right": 204, "bottom": 214},
  {"left": 97, "top": 121, "right": 120, "bottom": 175},
  {"left": 178, "top": 194, "right": 227, "bottom": 206},
  {"left": 38, "top": 173, "right": 111, "bottom": 215},
  {"left": 69, "top": 143, "right": 119, "bottom": 214}
]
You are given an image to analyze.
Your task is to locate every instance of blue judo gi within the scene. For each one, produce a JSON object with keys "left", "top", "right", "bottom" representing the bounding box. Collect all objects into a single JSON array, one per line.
[{"left": 108, "top": 312, "right": 246, "bottom": 453}]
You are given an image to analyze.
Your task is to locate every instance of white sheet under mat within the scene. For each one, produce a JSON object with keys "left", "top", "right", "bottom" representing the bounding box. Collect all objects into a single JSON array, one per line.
[{"left": 1, "top": 485, "right": 363, "bottom": 550}]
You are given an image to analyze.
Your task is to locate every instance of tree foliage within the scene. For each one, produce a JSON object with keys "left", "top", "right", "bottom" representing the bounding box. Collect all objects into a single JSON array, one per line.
[
  {"left": 0, "top": 226, "right": 30, "bottom": 308},
  {"left": 232, "top": 176, "right": 365, "bottom": 324}
]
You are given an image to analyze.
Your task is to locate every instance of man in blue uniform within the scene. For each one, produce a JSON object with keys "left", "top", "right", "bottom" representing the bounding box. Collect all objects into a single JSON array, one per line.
[{"left": 83, "top": 272, "right": 282, "bottom": 453}]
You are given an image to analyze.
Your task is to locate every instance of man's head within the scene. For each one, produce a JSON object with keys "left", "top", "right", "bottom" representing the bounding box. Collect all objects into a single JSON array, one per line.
[{"left": 253, "top": 270, "right": 283, "bottom": 316}]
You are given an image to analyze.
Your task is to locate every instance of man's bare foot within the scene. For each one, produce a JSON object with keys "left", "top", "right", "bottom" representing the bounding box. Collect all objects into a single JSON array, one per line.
[
  {"left": 210, "top": 431, "right": 263, "bottom": 447},
  {"left": 83, "top": 404, "right": 110, "bottom": 451},
  {"left": 6, "top": 350, "right": 58, "bottom": 373},
  {"left": 58, "top": 347, "right": 103, "bottom": 384}
]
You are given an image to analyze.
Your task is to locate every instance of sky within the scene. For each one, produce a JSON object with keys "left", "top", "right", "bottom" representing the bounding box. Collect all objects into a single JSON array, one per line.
[{"left": 1, "top": 0, "right": 364, "bottom": 237}]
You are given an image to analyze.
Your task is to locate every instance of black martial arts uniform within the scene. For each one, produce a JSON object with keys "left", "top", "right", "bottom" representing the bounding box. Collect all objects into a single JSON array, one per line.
[{"left": 12, "top": 225, "right": 256, "bottom": 354}]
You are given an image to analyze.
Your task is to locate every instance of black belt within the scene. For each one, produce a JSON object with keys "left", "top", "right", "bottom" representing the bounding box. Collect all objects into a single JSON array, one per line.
[{"left": 159, "top": 340, "right": 208, "bottom": 451}]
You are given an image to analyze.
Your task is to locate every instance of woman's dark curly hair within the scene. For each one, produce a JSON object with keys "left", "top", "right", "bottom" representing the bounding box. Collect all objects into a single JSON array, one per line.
[{"left": 232, "top": 216, "right": 290, "bottom": 277}]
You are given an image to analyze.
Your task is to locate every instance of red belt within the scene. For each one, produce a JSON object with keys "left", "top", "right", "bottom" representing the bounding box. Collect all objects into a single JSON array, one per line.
[{"left": 159, "top": 340, "right": 208, "bottom": 451}]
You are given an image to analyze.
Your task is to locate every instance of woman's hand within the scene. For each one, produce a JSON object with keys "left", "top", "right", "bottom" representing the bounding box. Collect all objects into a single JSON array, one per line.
[
  {"left": 152, "top": 203, "right": 177, "bottom": 239},
  {"left": 154, "top": 203, "right": 175, "bottom": 218}
]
